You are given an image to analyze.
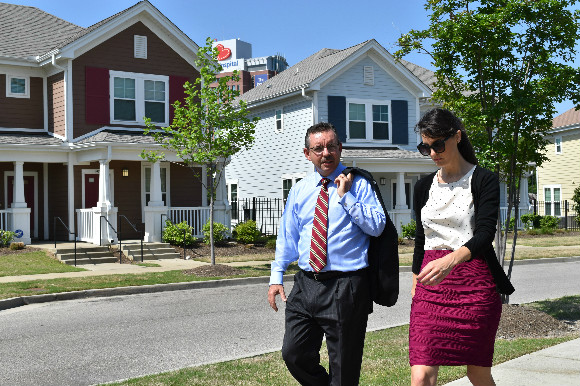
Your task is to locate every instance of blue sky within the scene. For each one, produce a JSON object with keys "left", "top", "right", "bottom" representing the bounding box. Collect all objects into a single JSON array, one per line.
[{"left": 7, "top": 0, "right": 578, "bottom": 116}]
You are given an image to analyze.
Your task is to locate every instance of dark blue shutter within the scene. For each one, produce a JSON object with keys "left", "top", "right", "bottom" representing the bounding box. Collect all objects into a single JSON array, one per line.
[
  {"left": 327, "top": 96, "right": 346, "bottom": 143},
  {"left": 391, "top": 100, "right": 408, "bottom": 145}
]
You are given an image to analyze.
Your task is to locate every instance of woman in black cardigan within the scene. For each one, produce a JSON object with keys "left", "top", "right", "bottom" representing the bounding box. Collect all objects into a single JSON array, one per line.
[{"left": 409, "top": 108, "right": 514, "bottom": 386}]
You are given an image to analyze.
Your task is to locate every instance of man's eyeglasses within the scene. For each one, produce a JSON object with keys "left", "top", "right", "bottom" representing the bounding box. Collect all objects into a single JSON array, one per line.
[
  {"left": 309, "top": 143, "right": 340, "bottom": 155},
  {"left": 417, "top": 134, "right": 454, "bottom": 156}
]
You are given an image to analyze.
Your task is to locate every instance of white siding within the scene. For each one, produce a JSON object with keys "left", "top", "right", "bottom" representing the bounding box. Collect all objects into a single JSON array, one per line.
[
  {"left": 226, "top": 96, "right": 314, "bottom": 198},
  {"left": 318, "top": 56, "right": 419, "bottom": 151}
]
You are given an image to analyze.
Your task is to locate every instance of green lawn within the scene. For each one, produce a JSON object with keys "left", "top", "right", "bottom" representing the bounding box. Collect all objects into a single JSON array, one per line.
[
  {"left": 0, "top": 251, "right": 85, "bottom": 277},
  {"left": 101, "top": 295, "right": 580, "bottom": 386}
]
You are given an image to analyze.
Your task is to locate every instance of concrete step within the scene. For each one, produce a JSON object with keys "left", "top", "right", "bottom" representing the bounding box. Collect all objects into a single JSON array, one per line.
[
  {"left": 119, "top": 242, "right": 180, "bottom": 261},
  {"left": 55, "top": 246, "right": 110, "bottom": 255},
  {"left": 62, "top": 256, "right": 118, "bottom": 265}
]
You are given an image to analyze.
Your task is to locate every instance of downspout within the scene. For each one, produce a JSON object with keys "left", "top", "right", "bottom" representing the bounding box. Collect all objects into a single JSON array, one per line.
[{"left": 301, "top": 86, "right": 316, "bottom": 124}]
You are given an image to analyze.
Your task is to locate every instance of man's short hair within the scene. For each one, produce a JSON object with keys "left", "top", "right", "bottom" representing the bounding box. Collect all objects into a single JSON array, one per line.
[{"left": 305, "top": 122, "right": 340, "bottom": 148}]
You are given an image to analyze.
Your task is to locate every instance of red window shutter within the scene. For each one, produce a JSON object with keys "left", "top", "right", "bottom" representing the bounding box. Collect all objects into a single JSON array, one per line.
[
  {"left": 85, "top": 67, "right": 110, "bottom": 125},
  {"left": 169, "top": 76, "right": 190, "bottom": 124}
]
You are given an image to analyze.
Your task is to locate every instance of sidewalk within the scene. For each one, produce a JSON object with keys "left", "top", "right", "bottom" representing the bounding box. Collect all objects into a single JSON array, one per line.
[{"left": 443, "top": 337, "right": 580, "bottom": 386}]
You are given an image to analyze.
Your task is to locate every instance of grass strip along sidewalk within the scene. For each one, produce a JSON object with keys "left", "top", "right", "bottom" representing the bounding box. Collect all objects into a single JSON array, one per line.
[{"left": 101, "top": 296, "right": 579, "bottom": 386}]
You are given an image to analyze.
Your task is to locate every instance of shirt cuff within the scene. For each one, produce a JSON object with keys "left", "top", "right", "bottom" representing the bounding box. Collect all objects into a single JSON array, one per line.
[
  {"left": 269, "top": 271, "right": 284, "bottom": 286},
  {"left": 339, "top": 191, "right": 357, "bottom": 212}
]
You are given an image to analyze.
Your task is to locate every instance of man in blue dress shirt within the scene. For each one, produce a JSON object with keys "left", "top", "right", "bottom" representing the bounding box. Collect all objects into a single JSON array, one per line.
[{"left": 268, "top": 122, "right": 386, "bottom": 386}]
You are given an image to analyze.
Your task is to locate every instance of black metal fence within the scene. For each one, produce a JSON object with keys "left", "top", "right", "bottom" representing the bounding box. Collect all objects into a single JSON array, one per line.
[
  {"left": 231, "top": 197, "right": 285, "bottom": 235},
  {"left": 531, "top": 200, "right": 579, "bottom": 231}
]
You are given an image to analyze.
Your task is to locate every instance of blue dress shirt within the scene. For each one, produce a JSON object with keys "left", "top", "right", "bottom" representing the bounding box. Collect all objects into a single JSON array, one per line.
[{"left": 270, "top": 163, "right": 386, "bottom": 285}]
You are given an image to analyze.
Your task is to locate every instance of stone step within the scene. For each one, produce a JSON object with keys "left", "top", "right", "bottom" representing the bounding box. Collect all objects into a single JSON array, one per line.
[{"left": 62, "top": 256, "right": 118, "bottom": 265}]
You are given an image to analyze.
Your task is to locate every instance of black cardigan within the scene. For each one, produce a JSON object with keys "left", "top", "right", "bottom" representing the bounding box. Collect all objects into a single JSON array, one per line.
[{"left": 412, "top": 166, "right": 515, "bottom": 295}]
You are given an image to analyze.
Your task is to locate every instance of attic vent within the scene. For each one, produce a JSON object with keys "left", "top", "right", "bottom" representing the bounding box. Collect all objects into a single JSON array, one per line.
[
  {"left": 364, "top": 66, "right": 374, "bottom": 85},
  {"left": 134, "top": 35, "right": 147, "bottom": 59}
]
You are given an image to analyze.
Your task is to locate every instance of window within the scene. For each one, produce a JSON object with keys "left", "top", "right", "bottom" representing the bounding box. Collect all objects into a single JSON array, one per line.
[
  {"left": 229, "top": 183, "right": 238, "bottom": 220},
  {"left": 275, "top": 109, "right": 283, "bottom": 132},
  {"left": 555, "top": 136, "right": 562, "bottom": 154},
  {"left": 282, "top": 175, "right": 304, "bottom": 204},
  {"left": 6, "top": 75, "right": 29, "bottom": 98},
  {"left": 110, "top": 71, "right": 169, "bottom": 125},
  {"left": 544, "top": 186, "right": 561, "bottom": 216},
  {"left": 347, "top": 99, "right": 391, "bottom": 141}
]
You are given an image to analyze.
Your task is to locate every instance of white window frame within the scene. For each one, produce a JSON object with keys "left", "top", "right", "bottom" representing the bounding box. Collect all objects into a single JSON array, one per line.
[
  {"left": 275, "top": 108, "right": 283, "bottom": 132},
  {"left": 346, "top": 98, "right": 391, "bottom": 143},
  {"left": 141, "top": 162, "right": 171, "bottom": 218},
  {"left": 555, "top": 136, "right": 562, "bottom": 154},
  {"left": 6, "top": 75, "right": 30, "bottom": 98},
  {"left": 281, "top": 173, "right": 306, "bottom": 201},
  {"left": 543, "top": 184, "right": 562, "bottom": 217},
  {"left": 110, "top": 70, "right": 169, "bottom": 126}
]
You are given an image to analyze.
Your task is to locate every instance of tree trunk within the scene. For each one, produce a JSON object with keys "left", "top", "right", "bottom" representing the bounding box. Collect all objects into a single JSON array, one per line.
[{"left": 209, "top": 169, "right": 215, "bottom": 265}]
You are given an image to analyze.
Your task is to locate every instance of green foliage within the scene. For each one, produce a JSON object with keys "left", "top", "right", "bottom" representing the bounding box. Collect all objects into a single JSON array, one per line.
[
  {"left": 572, "top": 185, "right": 580, "bottom": 222},
  {"left": 162, "top": 220, "right": 196, "bottom": 246},
  {"left": 540, "top": 215, "right": 560, "bottom": 231},
  {"left": 521, "top": 213, "right": 542, "bottom": 229},
  {"left": 233, "top": 220, "right": 261, "bottom": 244},
  {"left": 0, "top": 230, "right": 15, "bottom": 247},
  {"left": 202, "top": 221, "right": 229, "bottom": 245},
  {"left": 265, "top": 237, "right": 277, "bottom": 250},
  {"left": 401, "top": 219, "right": 416, "bottom": 239}
]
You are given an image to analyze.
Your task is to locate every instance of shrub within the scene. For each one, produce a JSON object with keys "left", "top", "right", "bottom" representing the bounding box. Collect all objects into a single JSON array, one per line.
[
  {"left": 202, "top": 221, "right": 229, "bottom": 245},
  {"left": 233, "top": 220, "right": 261, "bottom": 244},
  {"left": 9, "top": 241, "right": 24, "bottom": 250},
  {"left": 265, "top": 237, "right": 277, "bottom": 249},
  {"left": 521, "top": 213, "right": 541, "bottom": 229},
  {"left": 401, "top": 220, "right": 416, "bottom": 239},
  {"left": 162, "top": 220, "right": 196, "bottom": 246},
  {"left": 0, "top": 230, "right": 15, "bottom": 247},
  {"left": 540, "top": 215, "right": 559, "bottom": 231},
  {"left": 572, "top": 185, "right": 580, "bottom": 223}
]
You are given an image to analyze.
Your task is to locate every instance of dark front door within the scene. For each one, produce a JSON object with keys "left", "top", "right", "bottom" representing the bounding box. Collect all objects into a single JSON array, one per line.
[{"left": 84, "top": 174, "right": 99, "bottom": 208}]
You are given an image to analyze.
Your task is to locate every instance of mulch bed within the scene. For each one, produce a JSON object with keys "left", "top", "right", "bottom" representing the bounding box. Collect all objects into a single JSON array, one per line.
[
  {"left": 497, "top": 304, "right": 579, "bottom": 339},
  {"left": 174, "top": 242, "right": 273, "bottom": 259}
]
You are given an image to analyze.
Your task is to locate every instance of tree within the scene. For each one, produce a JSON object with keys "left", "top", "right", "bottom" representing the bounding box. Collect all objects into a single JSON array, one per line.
[
  {"left": 572, "top": 185, "right": 580, "bottom": 224},
  {"left": 142, "top": 37, "right": 259, "bottom": 265},
  {"left": 396, "top": 0, "right": 580, "bottom": 301}
]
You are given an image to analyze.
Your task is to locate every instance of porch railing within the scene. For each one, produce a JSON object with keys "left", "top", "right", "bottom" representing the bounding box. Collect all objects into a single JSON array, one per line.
[
  {"left": 500, "top": 207, "right": 530, "bottom": 230},
  {"left": 76, "top": 209, "right": 94, "bottom": 242},
  {"left": 0, "top": 210, "right": 8, "bottom": 230},
  {"left": 167, "top": 207, "right": 210, "bottom": 238}
]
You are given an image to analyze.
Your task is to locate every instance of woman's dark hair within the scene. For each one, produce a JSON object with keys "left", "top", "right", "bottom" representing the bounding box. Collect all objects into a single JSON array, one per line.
[{"left": 415, "top": 108, "right": 478, "bottom": 165}]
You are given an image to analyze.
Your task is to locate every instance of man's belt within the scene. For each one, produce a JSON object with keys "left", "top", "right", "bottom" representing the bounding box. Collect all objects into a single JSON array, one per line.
[{"left": 301, "top": 270, "right": 361, "bottom": 281}]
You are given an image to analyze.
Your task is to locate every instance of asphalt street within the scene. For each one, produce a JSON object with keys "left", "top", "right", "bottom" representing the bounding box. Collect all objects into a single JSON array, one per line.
[{"left": 0, "top": 260, "right": 579, "bottom": 386}]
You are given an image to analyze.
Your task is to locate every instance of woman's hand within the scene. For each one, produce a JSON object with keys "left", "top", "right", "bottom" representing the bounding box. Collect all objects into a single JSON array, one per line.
[{"left": 417, "top": 246, "right": 472, "bottom": 286}]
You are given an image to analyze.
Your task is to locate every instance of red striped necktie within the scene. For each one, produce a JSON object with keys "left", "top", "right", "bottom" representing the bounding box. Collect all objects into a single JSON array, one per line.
[{"left": 309, "top": 178, "right": 330, "bottom": 272}]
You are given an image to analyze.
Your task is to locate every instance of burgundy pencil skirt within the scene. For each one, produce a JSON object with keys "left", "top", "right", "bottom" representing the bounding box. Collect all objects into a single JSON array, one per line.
[{"left": 409, "top": 250, "right": 502, "bottom": 367}]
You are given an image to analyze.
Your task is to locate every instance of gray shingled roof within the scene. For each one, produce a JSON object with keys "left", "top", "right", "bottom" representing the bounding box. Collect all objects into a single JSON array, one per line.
[
  {"left": 341, "top": 147, "right": 425, "bottom": 159},
  {"left": 238, "top": 41, "right": 370, "bottom": 104},
  {"left": 74, "top": 130, "right": 162, "bottom": 145},
  {"left": 0, "top": 2, "right": 84, "bottom": 60},
  {"left": 237, "top": 40, "right": 437, "bottom": 106},
  {"left": 552, "top": 107, "right": 580, "bottom": 129},
  {"left": 0, "top": 133, "right": 64, "bottom": 146}
]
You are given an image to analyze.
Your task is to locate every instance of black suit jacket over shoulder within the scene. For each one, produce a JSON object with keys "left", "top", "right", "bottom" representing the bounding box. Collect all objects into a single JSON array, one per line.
[{"left": 412, "top": 166, "right": 515, "bottom": 295}]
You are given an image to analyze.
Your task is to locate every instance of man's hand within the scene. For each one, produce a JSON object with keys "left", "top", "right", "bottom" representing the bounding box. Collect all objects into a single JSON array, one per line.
[
  {"left": 334, "top": 173, "right": 354, "bottom": 198},
  {"left": 268, "top": 284, "right": 287, "bottom": 312}
]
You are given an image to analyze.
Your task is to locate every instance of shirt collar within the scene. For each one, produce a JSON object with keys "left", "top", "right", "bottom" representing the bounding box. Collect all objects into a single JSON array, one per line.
[{"left": 314, "top": 163, "right": 346, "bottom": 186}]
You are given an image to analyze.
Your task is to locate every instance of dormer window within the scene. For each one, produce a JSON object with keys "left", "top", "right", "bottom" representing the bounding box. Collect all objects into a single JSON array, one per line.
[{"left": 6, "top": 75, "right": 29, "bottom": 98}]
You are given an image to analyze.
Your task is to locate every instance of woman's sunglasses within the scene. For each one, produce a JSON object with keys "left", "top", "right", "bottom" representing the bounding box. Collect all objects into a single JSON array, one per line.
[{"left": 417, "top": 134, "right": 454, "bottom": 156}]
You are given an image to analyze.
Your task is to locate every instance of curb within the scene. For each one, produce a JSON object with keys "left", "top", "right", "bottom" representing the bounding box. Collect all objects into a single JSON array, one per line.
[{"left": 1, "top": 257, "right": 578, "bottom": 312}]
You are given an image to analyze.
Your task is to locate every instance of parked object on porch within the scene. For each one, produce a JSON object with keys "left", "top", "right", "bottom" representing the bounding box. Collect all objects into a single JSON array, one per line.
[{"left": 342, "top": 166, "right": 400, "bottom": 307}]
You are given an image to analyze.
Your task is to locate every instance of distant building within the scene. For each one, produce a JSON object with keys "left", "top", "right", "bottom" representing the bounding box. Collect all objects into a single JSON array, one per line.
[{"left": 212, "top": 38, "right": 288, "bottom": 94}]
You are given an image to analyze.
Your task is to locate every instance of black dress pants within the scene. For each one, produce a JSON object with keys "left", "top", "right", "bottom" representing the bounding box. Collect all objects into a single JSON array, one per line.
[{"left": 282, "top": 269, "right": 371, "bottom": 386}]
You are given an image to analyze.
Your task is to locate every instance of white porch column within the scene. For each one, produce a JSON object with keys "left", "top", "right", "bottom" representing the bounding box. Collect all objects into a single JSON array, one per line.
[
  {"left": 92, "top": 159, "right": 117, "bottom": 245},
  {"left": 393, "top": 172, "right": 411, "bottom": 236},
  {"left": 10, "top": 161, "right": 31, "bottom": 244},
  {"left": 144, "top": 161, "right": 167, "bottom": 242},
  {"left": 395, "top": 172, "right": 408, "bottom": 209}
]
